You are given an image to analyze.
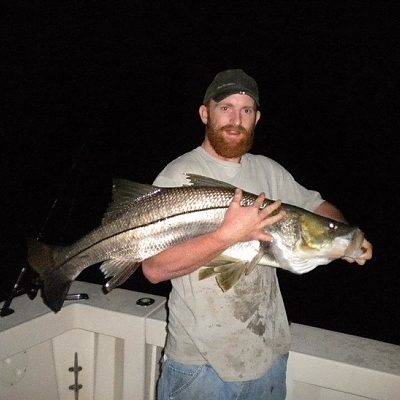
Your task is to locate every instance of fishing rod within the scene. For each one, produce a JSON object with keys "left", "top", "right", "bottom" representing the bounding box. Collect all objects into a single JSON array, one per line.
[{"left": 1, "top": 110, "right": 105, "bottom": 317}]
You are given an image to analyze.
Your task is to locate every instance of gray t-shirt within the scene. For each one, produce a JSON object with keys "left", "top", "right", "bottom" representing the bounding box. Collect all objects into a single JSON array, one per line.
[{"left": 154, "top": 146, "right": 324, "bottom": 382}]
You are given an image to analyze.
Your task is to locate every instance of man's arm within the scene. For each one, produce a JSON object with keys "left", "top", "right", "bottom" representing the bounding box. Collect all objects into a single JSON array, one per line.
[
  {"left": 141, "top": 190, "right": 285, "bottom": 284},
  {"left": 314, "top": 200, "right": 348, "bottom": 222},
  {"left": 314, "top": 201, "right": 373, "bottom": 265}
]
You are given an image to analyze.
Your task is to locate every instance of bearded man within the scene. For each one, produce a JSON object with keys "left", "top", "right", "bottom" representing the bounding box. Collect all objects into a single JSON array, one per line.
[{"left": 142, "top": 69, "right": 372, "bottom": 400}]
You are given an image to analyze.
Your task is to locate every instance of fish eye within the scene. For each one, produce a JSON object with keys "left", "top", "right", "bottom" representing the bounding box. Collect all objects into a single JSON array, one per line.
[{"left": 328, "top": 222, "right": 338, "bottom": 230}]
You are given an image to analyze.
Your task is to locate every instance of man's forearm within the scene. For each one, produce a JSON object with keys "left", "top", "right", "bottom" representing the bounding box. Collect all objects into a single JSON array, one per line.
[
  {"left": 314, "top": 201, "right": 347, "bottom": 223},
  {"left": 141, "top": 230, "right": 232, "bottom": 284}
]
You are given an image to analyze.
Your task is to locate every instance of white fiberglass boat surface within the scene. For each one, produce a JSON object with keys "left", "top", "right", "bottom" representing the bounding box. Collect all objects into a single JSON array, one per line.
[{"left": 1, "top": 281, "right": 399, "bottom": 400}]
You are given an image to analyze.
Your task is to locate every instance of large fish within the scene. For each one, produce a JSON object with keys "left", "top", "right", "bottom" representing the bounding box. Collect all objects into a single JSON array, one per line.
[{"left": 27, "top": 174, "right": 365, "bottom": 312}]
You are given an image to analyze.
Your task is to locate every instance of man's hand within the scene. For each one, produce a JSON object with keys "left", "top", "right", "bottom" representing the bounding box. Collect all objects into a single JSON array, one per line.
[
  {"left": 343, "top": 238, "right": 373, "bottom": 265},
  {"left": 217, "top": 189, "right": 286, "bottom": 245}
]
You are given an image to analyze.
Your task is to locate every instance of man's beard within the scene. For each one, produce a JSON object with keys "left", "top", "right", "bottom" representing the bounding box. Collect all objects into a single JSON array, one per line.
[{"left": 206, "top": 121, "right": 255, "bottom": 159}]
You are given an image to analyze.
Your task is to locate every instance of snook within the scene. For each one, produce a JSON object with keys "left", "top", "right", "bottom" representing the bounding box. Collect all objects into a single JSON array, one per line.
[{"left": 27, "top": 174, "right": 364, "bottom": 312}]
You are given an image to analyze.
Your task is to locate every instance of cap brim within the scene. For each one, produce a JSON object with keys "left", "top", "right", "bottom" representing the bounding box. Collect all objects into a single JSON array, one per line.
[{"left": 212, "top": 87, "right": 259, "bottom": 106}]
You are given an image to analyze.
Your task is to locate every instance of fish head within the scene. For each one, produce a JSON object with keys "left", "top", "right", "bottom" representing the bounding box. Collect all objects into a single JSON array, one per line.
[
  {"left": 265, "top": 211, "right": 365, "bottom": 274},
  {"left": 297, "top": 214, "right": 365, "bottom": 259}
]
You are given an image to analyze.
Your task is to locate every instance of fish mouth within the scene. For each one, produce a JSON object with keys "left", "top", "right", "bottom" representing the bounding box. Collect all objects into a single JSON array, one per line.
[
  {"left": 328, "top": 228, "right": 365, "bottom": 259},
  {"left": 343, "top": 229, "right": 365, "bottom": 258}
]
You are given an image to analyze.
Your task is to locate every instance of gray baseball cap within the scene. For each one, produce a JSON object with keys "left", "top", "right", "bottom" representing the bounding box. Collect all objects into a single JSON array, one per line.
[{"left": 203, "top": 69, "right": 259, "bottom": 106}]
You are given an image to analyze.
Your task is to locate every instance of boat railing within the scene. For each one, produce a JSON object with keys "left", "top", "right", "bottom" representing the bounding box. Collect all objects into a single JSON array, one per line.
[{"left": 1, "top": 281, "right": 399, "bottom": 399}]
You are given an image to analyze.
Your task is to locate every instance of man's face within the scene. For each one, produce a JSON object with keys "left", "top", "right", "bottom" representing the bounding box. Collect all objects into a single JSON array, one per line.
[{"left": 201, "top": 94, "right": 260, "bottom": 160}]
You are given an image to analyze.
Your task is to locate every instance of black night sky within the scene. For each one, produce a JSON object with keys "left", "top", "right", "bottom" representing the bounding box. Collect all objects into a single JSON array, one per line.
[{"left": 2, "top": 3, "right": 400, "bottom": 345}]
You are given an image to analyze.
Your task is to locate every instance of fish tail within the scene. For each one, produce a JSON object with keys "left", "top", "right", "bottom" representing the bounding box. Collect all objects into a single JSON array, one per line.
[
  {"left": 27, "top": 238, "right": 71, "bottom": 312},
  {"left": 26, "top": 238, "right": 56, "bottom": 274}
]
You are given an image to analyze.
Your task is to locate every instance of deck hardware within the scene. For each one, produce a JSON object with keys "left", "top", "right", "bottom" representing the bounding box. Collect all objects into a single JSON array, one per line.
[
  {"left": 136, "top": 297, "right": 155, "bottom": 306},
  {"left": 65, "top": 293, "right": 89, "bottom": 301},
  {"left": 68, "top": 352, "right": 82, "bottom": 400},
  {"left": 1, "top": 265, "right": 40, "bottom": 317}
]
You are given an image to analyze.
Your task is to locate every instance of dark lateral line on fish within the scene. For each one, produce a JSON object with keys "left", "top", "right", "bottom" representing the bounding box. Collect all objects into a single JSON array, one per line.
[{"left": 44, "top": 205, "right": 229, "bottom": 275}]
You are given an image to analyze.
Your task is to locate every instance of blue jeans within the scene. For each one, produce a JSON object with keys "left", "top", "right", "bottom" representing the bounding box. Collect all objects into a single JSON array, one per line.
[{"left": 157, "top": 353, "right": 288, "bottom": 400}]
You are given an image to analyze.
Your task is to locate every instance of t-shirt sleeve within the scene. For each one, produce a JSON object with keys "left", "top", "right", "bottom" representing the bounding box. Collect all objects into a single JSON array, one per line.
[
  {"left": 153, "top": 163, "right": 193, "bottom": 187},
  {"left": 266, "top": 158, "right": 324, "bottom": 212}
]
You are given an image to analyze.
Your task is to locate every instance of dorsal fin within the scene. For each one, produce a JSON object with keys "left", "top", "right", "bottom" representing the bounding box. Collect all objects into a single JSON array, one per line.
[
  {"left": 185, "top": 174, "right": 236, "bottom": 189},
  {"left": 102, "top": 179, "right": 159, "bottom": 224}
]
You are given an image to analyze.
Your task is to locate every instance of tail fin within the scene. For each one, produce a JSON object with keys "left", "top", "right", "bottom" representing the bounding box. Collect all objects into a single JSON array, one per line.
[
  {"left": 26, "top": 238, "right": 71, "bottom": 312},
  {"left": 26, "top": 238, "right": 55, "bottom": 275}
]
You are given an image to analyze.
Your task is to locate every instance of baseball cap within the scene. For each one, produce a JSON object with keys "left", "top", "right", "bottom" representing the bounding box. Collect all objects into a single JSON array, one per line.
[{"left": 203, "top": 69, "right": 259, "bottom": 106}]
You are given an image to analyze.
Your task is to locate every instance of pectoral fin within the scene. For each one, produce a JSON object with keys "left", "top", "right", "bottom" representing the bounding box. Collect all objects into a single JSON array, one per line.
[
  {"left": 244, "top": 247, "right": 264, "bottom": 276},
  {"left": 198, "top": 250, "right": 264, "bottom": 292},
  {"left": 100, "top": 258, "right": 141, "bottom": 292},
  {"left": 198, "top": 255, "right": 248, "bottom": 291},
  {"left": 214, "top": 262, "right": 248, "bottom": 292}
]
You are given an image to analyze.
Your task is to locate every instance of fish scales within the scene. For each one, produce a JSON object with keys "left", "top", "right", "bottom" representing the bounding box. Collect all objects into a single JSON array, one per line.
[
  {"left": 54, "top": 186, "right": 243, "bottom": 267},
  {"left": 36, "top": 186, "right": 244, "bottom": 291}
]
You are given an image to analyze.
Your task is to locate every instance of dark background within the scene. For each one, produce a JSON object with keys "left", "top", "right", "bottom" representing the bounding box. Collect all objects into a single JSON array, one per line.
[{"left": 2, "top": 3, "right": 399, "bottom": 345}]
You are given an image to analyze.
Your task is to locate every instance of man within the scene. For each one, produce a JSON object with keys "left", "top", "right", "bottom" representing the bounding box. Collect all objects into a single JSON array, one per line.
[{"left": 142, "top": 69, "right": 372, "bottom": 400}]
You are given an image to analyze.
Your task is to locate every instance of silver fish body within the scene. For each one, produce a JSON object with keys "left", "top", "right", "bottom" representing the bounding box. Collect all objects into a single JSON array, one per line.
[{"left": 27, "top": 174, "right": 364, "bottom": 312}]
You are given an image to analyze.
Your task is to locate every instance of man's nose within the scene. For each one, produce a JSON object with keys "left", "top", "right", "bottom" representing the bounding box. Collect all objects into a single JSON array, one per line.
[{"left": 229, "top": 109, "right": 241, "bottom": 126}]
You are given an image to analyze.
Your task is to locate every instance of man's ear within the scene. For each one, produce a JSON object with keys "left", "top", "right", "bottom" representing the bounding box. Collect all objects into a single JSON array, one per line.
[{"left": 199, "top": 105, "right": 208, "bottom": 124}]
